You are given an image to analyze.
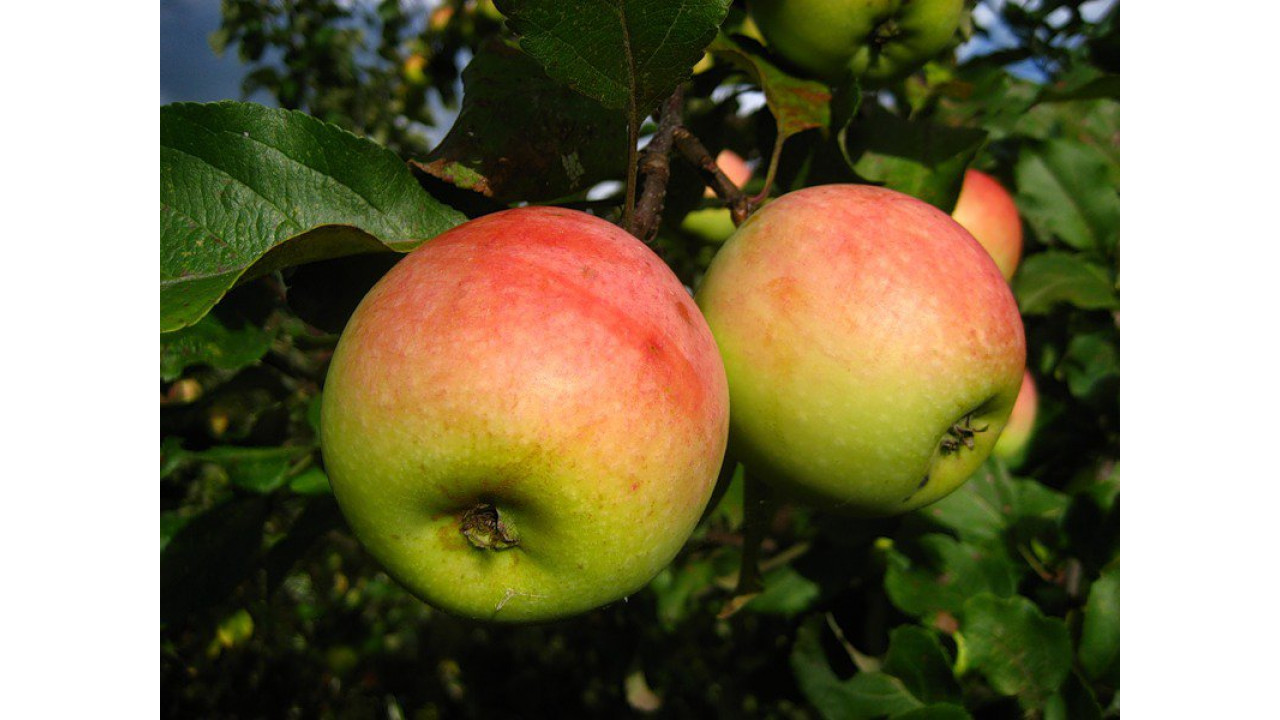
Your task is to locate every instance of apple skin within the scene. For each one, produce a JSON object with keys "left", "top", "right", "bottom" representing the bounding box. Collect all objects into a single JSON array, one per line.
[
  {"left": 950, "top": 169, "right": 1024, "bottom": 281},
  {"left": 695, "top": 185, "right": 1025, "bottom": 516},
  {"left": 320, "top": 207, "right": 730, "bottom": 622},
  {"left": 682, "top": 150, "right": 753, "bottom": 244},
  {"left": 748, "top": 0, "right": 964, "bottom": 85},
  {"left": 993, "top": 370, "right": 1038, "bottom": 460}
]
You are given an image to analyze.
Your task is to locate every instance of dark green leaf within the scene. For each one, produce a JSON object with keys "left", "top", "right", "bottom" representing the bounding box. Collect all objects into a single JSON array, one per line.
[
  {"left": 648, "top": 556, "right": 719, "bottom": 629},
  {"left": 1078, "top": 563, "right": 1119, "bottom": 683},
  {"left": 160, "top": 309, "right": 276, "bottom": 382},
  {"left": 161, "top": 101, "right": 464, "bottom": 331},
  {"left": 792, "top": 619, "right": 927, "bottom": 720},
  {"left": 263, "top": 496, "right": 344, "bottom": 591},
  {"left": 1013, "top": 252, "right": 1118, "bottom": 315},
  {"left": 494, "top": 0, "right": 731, "bottom": 112},
  {"left": 890, "top": 705, "right": 972, "bottom": 720},
  {"left": 885, "top": 534, "right": 1018, "bottom": 619},
  {"left": 415, "top": 41, "right": 628, "bottom": 202},
  {"left": 708, "top": 34, "right": 830, "bottom": 140},
  {"left": 161, "top": 496, "right": 269, "bottom": 624},
  {"left": 883, "top": 626, "right": 962, "bottom": 705},
  {"left": 843, "top": 103, "right": 987, "bottom": 210},
  {"left": 1015, "top": 138, "right": 1119, "bottom": 253},
  {"left": 924, "top": 460, "right": 1070, "bottom": 544},
  {"left": 1045, "top": 670, "right": 1104, "bottom": 720},
  {"left": 961, "top": 594, "right": 1071, "bottom": 708}
]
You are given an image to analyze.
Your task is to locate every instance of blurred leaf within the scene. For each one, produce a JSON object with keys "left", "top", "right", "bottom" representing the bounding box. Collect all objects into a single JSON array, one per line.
[
  {"left": 1044, "top": 670, "right": 1104, "bottom": 720},
  {"left": 1016, "top": 97, "right": 1119, "bottom": 167},
  {"left": 162, "top": 495, "right": 269, "bottom": 624},
  {"left": 1078, "top": 563, "right": 1119, "bottom": 683},
  {"left": 161, "top": 101, "right": 464, "bottom": 331},
  {"left": 960, "top": 594, "right": 1071, "bottom": 708},
  {"left": 263, "top": 495, "right": 345, "bottom": 591},
  {"left": 750, "top": 564, "right": 821, "bottom": 616},
  {"left": 1013, "top": 251, "right": 1118, "bottom": 315},
  {"left": 1061, "top": 332, "right": 1119, "bottom": 402},
  {"left": 885, "top": 534, "right": 1018, "bottom": 618},
  {"left": 890, "top": 706, "right": 972, "bottom": 720},
  {"left": 160, "top": 511, "right": 192, "bottom": 552},
  {"left": 161, "top": 308, "right": 276, "bottom": 382},
  {"left": 1015, "top": 138, "right": 1119, "bottom": 254},
  {"left": 649, "top": 556, "right": 719, "bottom": 629},
  {"left": 289, "top": 467, "right": 333, "bottom": 496},
  {"left": 708, "top": 34, "right": 830, "bottom": 140},
  {"left": 194, "top": 446, "right": 311, "bottom": 494},
  {"left": 843, "top": 103, "right": 987, "bottom": 210},
  {"left": 934, "top": 65, "right": 1040, "bottom": 141},
  {"left": 924, "top": 461, "right": 1071, "bottom": 544},
  {"left": 494, "top": 0, "right": 731, "bottom": 112},
  {"left": 414, "top": 41, "right": 627, "bottom": 202},
  {"left": 883, "top": 626, "right": 962, "bottom": 705}
]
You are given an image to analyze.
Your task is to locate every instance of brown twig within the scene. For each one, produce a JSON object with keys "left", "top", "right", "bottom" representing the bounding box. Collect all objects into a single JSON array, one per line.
[
  {"left": 629, "top": 87, "right": 686, "bottom": 243},
  {"left": 672, "top": 127, "right": 752, "bottom": 226}
]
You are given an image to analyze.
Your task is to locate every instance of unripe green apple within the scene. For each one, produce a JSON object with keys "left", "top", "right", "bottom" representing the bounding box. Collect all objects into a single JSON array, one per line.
[
  {"left": 993, "top": 370, "right": 1037, "bottom": 461},
  {"left": 951, "top": 169, "right": 1024, "bottom": 281},
  {"left": 321, "top": 207, "right": 730, "bottom": 622},
  {"left": 748, "top": 0, "right": 964, "bottom": 85},
  {"left": 681, "top": 150, "right": 753, "bottom": 244},
  {"left": 695, "top": 185, "right": 1025, "bottom": 516}
]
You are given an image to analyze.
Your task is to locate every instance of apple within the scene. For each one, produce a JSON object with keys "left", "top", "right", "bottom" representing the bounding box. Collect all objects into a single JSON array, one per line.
[
  {"left": 748, "top": 0, "right": 964, "bottom": 85},
  {"left": 681, "top": 149, "right": 753, "bottom": 244},
  {"left": 950, "top": 169, "right": 1024, "bottom": 281},
  {"left": 993, "top": 370, "right": 1038, "bottom": 460},
  {"left": 320, "top": 207, "right": 730, "bottom": 622},
  {"left": 695, "top": 185, "right": 1025, "bottom": 516}
]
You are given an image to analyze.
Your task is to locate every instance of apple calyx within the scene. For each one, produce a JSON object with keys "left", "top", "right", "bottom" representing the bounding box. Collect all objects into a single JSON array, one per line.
[
  {"left": 873, "top": 19, "right": 902, "bottom": 46},
  {"left": 460, "top": 503, "right": 520, "bottom": 551},
  {"left": 939, "top": 413, "right": 990, "bottom": 456}
]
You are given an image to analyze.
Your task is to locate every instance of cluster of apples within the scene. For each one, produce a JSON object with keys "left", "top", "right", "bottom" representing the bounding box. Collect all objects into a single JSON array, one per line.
[{"left": 320, "top": 167, "right": 1033, "bottom": 622}]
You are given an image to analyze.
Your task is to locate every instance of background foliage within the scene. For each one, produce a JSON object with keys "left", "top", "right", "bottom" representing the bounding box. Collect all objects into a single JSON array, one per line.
[{"left": 162, "top": 0, "right": 1118, "bottom": 716}]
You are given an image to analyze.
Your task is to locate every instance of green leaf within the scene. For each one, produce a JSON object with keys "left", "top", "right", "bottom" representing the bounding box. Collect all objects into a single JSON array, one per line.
[
  {"left": 160, "top": 101, "right": 464, "bottom": 332},
  {"left": 288, "top": 467, "right": 333, "bottom": 496},
  {"left": 1061, "top": 332, "right": 1119, "bottom": 402},
  {"left": 1078, "top": 563, "right": 1120, "bottom": 683},
  {"left": 960, "top": 594, "right": 1071, "bottom": 708},
  {"left": 160, "top": 308, "right": 276, "bottom": 382},
  {"left": 882, "top": 626, "right": 962, "bottom": 705},
  {"left": 1015, "top": 138, "right": 1119, "bottom": 254},
  {"left": 749, "top": 564, "right": 821, "bottom": 615},
  {"left": 843, "top": 103, "right": 987, "bottom": 210},
  {"left": 923, "top": 461, "right": 1071, "bottom": 544},
  {"left": 415, "top": 41, "right": 628, "bottom": 202},
  {"left": 195, "top": 446, "right": 311, "bottom": 494},
  {"left": 648, "top": 556, "right": 719, "bottom": 629},
  {"left": 493, "top": 0, "right": 731, "bottom": 112},
  {"left": 792, "top": 619, "right": 928, "bottom": 720},
  {"left": 1013, "top": 251, "right": 1118, "bottom": 315},
  {"left": 708, "top": 34, "right": 830, "bottom": 141},
  {"left": 885, "top": 534, "right": 1018, "bottom": 619}
]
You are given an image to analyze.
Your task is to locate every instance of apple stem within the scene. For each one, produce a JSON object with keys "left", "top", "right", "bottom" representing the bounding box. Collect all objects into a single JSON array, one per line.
[
  {"left": 460, "top": 503, "right": 519, "bottom": 551},
  {"left": 672, "top": 126, "right": 752, "bottom": 227},
  {"left": 718, "top": 471, "right": 777, "bottom": 618},
  {"left": 630, "top": 86, "right": 686, "bottom": 243}
]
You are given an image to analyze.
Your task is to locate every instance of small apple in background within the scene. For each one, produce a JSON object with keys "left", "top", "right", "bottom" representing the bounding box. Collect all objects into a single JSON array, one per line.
[
  {"left": 696, "top": 185, "right": 1025, "bottom": 516},
  {"left": 950, "top": 169, "right": 1024, "bottom": 281},
  {"left": 993, "top": 370, "right": 1038, "bottom": 461},
  {"left": 681, "top": 149, "right": 753, "bottom": 244},
  {"left": 748, "top": 0, "right": 964, "bottom": 85},
  {"left": 321, "top": 207, "right": 730, "bottom": 622}
]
